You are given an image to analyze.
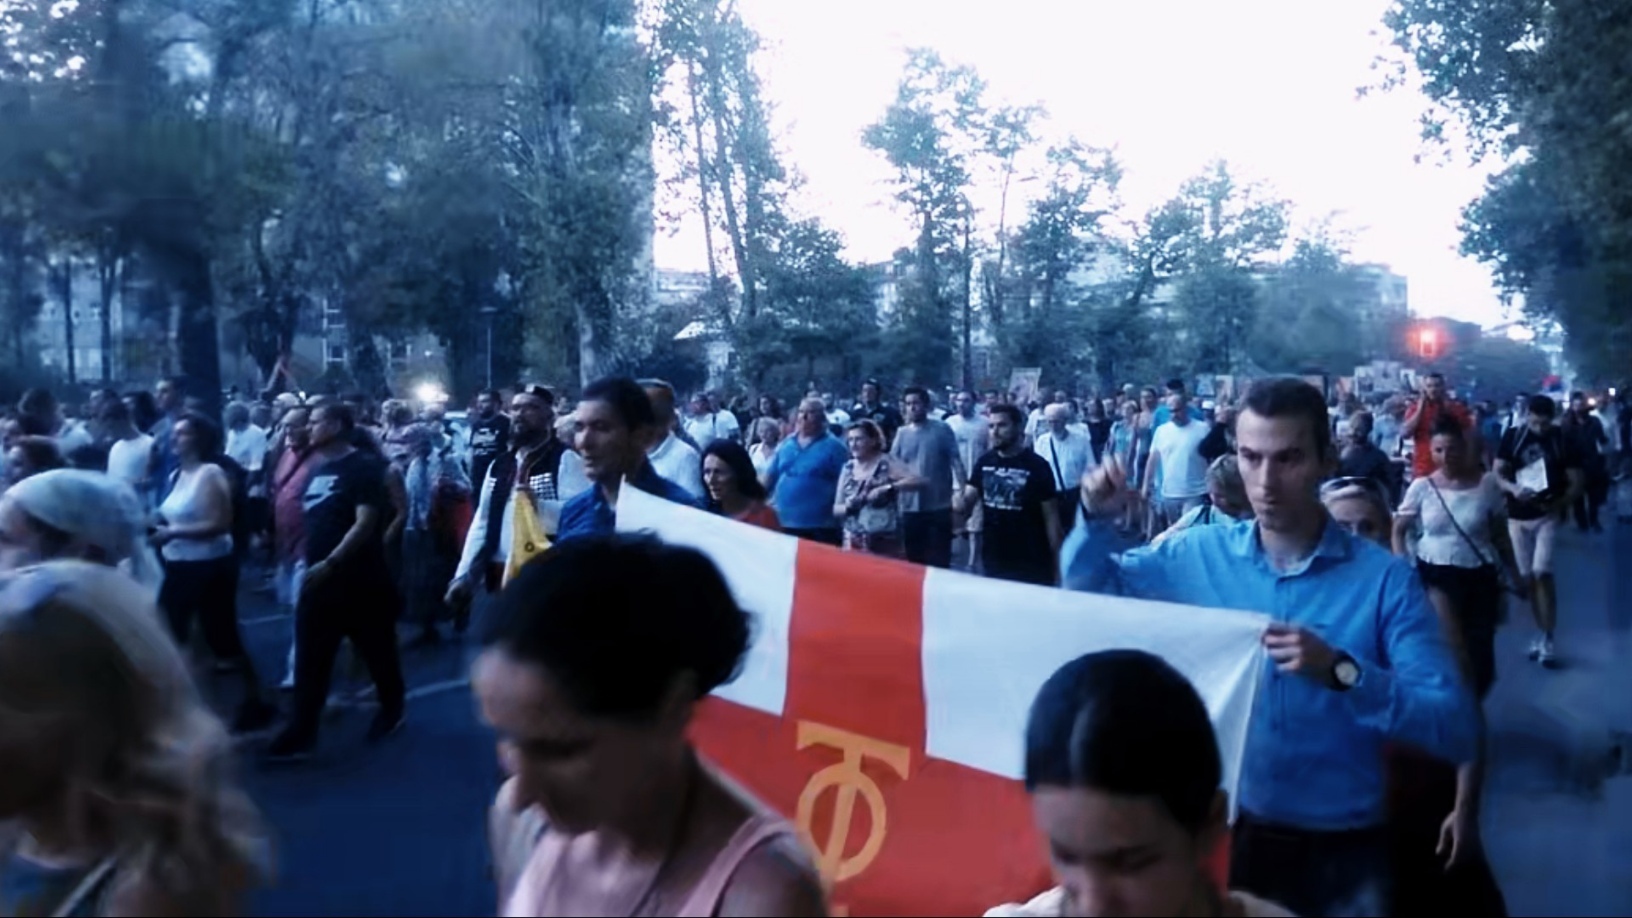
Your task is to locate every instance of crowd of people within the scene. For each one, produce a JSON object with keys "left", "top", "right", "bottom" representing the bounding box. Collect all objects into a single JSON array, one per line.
[{"left": 0, "top": 367, "right": 1624, "bottom": 917}]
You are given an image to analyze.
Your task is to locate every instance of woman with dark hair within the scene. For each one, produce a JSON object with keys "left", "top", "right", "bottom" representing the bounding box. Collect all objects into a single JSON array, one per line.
[
  {"left": 987, "top": 649, "right": 1291, "bottom": 918},
  {"left": 1387, "top": 414, "right": 1512, "bottom": 917},
  {"left": 152, "top": 412, "right": 277, "bottom": 733},
  {"left": 702, "top": 440, "right": 779, "bottom": 531},
  {"left": 479, "top": 535, "right": 825, "bottom": 917}
]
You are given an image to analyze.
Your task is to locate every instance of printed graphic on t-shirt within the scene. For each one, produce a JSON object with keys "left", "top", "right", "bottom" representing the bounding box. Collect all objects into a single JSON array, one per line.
[
  {"left": 302, "top": 473, "right": 340, "bottom": 513},
  {"left": 982, "top": 466, "right": 1034, "bottom": 512}
]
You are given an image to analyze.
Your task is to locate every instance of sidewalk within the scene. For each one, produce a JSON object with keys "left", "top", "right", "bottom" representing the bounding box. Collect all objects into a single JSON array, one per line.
[{"left": 1483, "top": 522, "right": 1631, "bottom": 916}]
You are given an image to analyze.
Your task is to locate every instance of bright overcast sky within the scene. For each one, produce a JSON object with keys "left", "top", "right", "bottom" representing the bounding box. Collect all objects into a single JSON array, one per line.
[{"left": 652, "top": 0, "right": 1513, "bottom": 327}]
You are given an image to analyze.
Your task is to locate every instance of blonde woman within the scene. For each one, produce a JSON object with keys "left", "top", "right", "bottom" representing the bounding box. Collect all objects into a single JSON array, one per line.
[{"left": 0, "top": 562, "right": 269, "bottom": 916}]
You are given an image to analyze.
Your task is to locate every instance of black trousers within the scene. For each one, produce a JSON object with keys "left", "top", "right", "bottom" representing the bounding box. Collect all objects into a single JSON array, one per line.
[
  {"left": 286, "top": 573, "right": 406, "bottom": 743},
  {"left": 159, "top": 555, "right": 247, "bottom": 661},
  {"left": 901, "top": 510, "right": 953, "bottom": 568}
]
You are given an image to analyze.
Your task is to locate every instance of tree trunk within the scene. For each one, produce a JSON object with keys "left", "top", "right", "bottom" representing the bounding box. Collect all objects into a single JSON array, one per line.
[
  {"left": 173, "top": 247, "right": 223, "bottom": 418},
  {"left": 703, "top": 28, "right": 756, "bottom": 319},
  {"left": 685, "top": 59, "right": 721, "bottom": 293},
  {"left": 575, "top": 294, "right": 606, "bottom": 389},
  {"left": 97, "top": 247, "right": 120, "bottom": 383},
  {"left": 58, "top": 258, "right": 76, "bottom": 384}
]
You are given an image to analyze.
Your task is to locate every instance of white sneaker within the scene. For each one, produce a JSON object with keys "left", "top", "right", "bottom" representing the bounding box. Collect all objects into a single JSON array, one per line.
[
  {"left": 1537, "top": 636, "right": 1558, "bottom": 668},
  {"left": 1528, "top": 636, "right": 1544, "bottom": 660}
]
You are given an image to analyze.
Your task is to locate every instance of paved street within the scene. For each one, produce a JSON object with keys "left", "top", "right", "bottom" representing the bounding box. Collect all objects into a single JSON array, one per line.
[{"left": 216, "top": 525, "right": 1631, "bottom": 917}]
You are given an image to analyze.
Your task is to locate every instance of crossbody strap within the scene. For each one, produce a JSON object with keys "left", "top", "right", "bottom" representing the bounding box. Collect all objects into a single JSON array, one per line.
[{"left": 1425, "top": 477, "right": 1495, "bottom": 568}]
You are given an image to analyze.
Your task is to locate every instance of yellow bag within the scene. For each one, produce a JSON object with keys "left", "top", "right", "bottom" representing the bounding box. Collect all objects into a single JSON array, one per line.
[{"left": 503, "top": 486, "right": 551, "bottom": 587}]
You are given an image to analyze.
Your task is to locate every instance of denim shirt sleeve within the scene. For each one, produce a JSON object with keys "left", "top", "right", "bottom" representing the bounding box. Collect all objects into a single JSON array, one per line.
[{"left": 1342, "top": 560, "right": 1480, "bottom": 765}]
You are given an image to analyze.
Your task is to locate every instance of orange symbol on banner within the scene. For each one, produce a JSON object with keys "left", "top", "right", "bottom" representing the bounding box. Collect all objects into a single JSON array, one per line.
[{"left": 794, "top": 720, "right": 912, "bottom": 886}]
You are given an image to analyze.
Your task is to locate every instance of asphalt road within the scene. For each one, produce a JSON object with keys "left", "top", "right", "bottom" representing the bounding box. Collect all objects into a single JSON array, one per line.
[{"left": 212, "top": 523, "right": 1632, "bottom": 917}]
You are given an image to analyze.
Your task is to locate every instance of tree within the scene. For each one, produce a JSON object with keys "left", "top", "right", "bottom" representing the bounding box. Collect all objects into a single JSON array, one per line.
[
  {"left": 863, "top": 49, "right": 987, "bottom": 384},
  {"left": 1169, "top": 161, "right": 1290, "bottom": 373},
  {"left": 1378, "top": 0, "right": 1632, "bottom": 382},
  {"left": 997, "top": 141, "right": 1121, "bottom": 387},
  {"left": 1248, "top": 233, "right": 1370, "bottom": 374}
]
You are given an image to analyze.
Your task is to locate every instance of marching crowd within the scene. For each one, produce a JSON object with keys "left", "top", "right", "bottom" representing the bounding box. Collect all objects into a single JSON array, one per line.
[{"left": 0, "top": 368, "right": 1623, "bottom": 917}]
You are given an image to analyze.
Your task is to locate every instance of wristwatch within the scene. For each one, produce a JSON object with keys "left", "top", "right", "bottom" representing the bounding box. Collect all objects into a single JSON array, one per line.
[{"left": 1331, "top": 652, "right": 1361, "bottom": 692}]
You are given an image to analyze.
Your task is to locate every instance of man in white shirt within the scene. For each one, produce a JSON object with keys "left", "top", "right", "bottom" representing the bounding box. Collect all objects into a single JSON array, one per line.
[
  {"left": 101, "top": 398, "right": 155, "bottom": 509},
  {"left": 946, "top": 390, "right": 991, "bottom": 570},
  {"left": 682, "top": 392, "right": 740, "bottom": 451},
  {"left": 1033, "top": 403, "right": 1095, "bottom": 531},
  {"left": 1144, "top": 393, "right": 1212, "bottom": 529},
  {"left": 225, "top": 402, "right": 270, "bottom": 478},
  {"left": 641, "top": 380, "right": 706, "bottom": 501}
]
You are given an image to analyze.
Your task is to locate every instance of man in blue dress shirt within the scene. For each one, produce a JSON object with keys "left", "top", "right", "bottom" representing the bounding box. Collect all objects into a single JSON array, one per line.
[
  {"left": 557, "top": 376, "right": 700, "bottom": 541},
  {"left": 1061, "top": 375, "right": 1478, "bottom": 918}
]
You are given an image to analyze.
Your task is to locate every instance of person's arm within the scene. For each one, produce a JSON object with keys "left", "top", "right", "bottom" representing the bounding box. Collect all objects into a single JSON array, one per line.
[
  {"left": 382, "top": 465, "right": 408, "bottom": 544},
  {"left": 1345, "top": 563, "right": 1481, "bottom": 764},
  {"left": 1043, "top": 496, "right": 1064, "bottom": 584},
  {"left": 452, "top": 467, "right": 496, "bottom": 584},
  {"left": 1060, "top": 459, "right": 1181, "bottom": 599},
  {"left": 833, "top": 467, "right": 854, "bottom": 520},
  {"left": 308, "top": 505, "right": 381, "bottom": 585},
  {"left": 1141, "top": 445, "right": 1161, "bottom": 499},
  {"left": 1392, "top": 479, "right": 1423, "bottom": 557},
  {"left": 1401, "top": 395, "right": 1426, "bottom": 437},
  {"left": 156, "top": 467, "right": 234, "bottom": 541},
  {"left": 883, "top": 456, "right": 926, "bottom": 492}
]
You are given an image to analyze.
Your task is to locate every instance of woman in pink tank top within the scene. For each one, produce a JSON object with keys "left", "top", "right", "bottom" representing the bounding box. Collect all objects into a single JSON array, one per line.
[{"left": 475, "top": 534, "right": 827, "bottom": 918}]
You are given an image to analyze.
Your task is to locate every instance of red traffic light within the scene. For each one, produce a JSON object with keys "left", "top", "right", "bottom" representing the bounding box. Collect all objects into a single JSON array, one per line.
[{"left": 1417, "top": 328, "right": 1439, "bottom": 359}]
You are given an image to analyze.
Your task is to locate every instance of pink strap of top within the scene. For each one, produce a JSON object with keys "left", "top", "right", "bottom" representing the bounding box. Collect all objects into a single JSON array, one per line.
[
  {"left": 676, "top": 813, "right": 794, "bottom": 918},
  {"left": 502, "top": 813, "right": 797, "bottom": 918}
]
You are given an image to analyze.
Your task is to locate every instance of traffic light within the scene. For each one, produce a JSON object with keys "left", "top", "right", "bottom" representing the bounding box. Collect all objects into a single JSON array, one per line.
[{"left": 1417, "top": 328, "right": 1439, "bottom": 359}]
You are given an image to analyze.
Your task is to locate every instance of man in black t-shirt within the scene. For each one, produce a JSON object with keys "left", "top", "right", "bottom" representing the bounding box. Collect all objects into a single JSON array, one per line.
[
  {"left": 958, "top": 403, "right": 1063, "bottom": 586},
  {"left": 267, "top": 401, "right": 407, "bottom": 761},
  {"left": 851, "top": 379, "right": 904, "bottom": 448},
  {"left": 1494, "top": 395, "right": 1583, "bottom": 668},
  {"left": 468, "top": 388, "right": 511, "bottom": 489}
]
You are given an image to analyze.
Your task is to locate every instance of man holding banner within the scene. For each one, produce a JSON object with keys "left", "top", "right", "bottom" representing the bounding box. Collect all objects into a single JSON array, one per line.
[{"left": 1063, "top": 376, "right": 1479, "bottom": 918}]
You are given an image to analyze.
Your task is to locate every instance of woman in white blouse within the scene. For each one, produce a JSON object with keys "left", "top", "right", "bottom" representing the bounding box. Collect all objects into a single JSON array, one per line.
[
  {"left": 1392, "top": 415, "right": 1520, "bottom": 696},
  {"left": 1388, "top": 414, "right": 1516, "bottom": 916}
]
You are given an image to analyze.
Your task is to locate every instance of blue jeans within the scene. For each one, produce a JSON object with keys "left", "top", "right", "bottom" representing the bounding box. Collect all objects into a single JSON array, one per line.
[{"left": 1229, "top": 812, "right": 1391, "bottom": 918}]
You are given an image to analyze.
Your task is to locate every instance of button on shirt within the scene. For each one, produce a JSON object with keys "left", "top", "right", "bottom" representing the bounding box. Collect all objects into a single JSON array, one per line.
[
  {"left": 1061, "top": 513, "right": 1478, "bottom": 831},
  {"left": 556, "top": 463, "right": 701, "bottom": 541},
  {"left": 764, "top": 433, "right": 849, "bottom": 530}
]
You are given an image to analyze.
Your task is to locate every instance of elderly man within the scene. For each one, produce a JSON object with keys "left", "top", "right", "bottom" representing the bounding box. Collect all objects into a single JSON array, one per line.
[
  {"left": 763, "top": 396, "right": 850, "bottom": 546},
  {"left": 1032, "top": 402, "right": 1095, "bottom": 532}
]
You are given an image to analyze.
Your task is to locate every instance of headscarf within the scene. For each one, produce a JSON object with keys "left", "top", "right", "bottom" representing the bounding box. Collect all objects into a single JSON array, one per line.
[{"left": 4, "top": 469, "right": 164, "bottom": 594}]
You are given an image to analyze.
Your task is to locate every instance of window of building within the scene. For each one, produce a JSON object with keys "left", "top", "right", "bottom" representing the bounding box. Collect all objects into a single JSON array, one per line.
[
  {"left": 326, "top": 342, "right": 347, "bottom": 367},
  {"left": 322, "top": 304, "right": 345, "bottom": 331}
]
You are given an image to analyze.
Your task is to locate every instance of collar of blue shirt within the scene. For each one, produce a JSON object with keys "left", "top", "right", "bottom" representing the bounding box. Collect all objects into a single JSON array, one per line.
[{"left": 1224, "top": 516, "right": 1353, "bottom": 575}]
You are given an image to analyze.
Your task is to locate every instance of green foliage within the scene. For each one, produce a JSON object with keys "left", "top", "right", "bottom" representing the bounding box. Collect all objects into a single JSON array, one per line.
[
  {"left": 1379, "top": 0, "right": 1632, "bottom": 382},
  {"left": 864, "top": 49, "right": 990, "bottom": 384}
]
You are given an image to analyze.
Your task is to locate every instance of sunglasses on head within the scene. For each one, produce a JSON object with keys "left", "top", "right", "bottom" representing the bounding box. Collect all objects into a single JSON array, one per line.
[{"left": 1319, "top": 475, "right": 1387, "bottom": 500}]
